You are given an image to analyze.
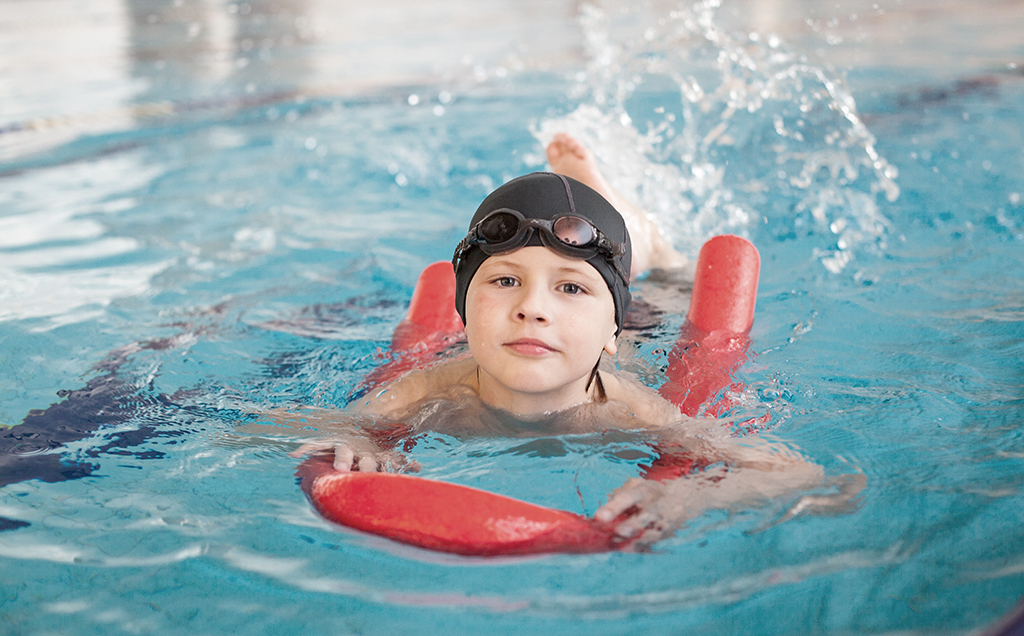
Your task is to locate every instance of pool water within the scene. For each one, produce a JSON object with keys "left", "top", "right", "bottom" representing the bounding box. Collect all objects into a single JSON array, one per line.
[{"left": 2, "top": 0, "right": 1023, "bottom": 634}]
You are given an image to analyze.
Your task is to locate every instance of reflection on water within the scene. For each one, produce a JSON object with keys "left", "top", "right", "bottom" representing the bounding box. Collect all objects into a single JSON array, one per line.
[
  {"left": 0, "top": 154, "right": 169, "bottom": 325},
  {"left": 1, "top": 0, "right": 590, "bottom": 159}
]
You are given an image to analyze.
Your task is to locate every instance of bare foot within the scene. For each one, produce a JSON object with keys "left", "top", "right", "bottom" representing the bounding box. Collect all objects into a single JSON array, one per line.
[
  {"left": 546, "top": 133, "right": 687, "bottom": 276},
  {"left": 546, "top": 133, "right": 616, "bottom": 203}
]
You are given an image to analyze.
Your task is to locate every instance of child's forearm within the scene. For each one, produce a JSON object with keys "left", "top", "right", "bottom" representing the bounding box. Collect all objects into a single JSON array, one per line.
[
  {"left": 670, "top": 460, "right": 826, "bottom": 515},
  {"left": 598, "top": 459, "right": 822, "bottom": 526},
  {"left": 238, "top": 407, "right": 410, "bottom": 472},
  {"left": 597, "top": 433, "right": 862, "bottom": 543},
  {"left": 239, "top": 406, "right": 363, "bottom": 439}
]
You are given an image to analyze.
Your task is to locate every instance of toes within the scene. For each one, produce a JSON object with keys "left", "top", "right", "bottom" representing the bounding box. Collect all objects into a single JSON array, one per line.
[{"left": 546, "top": 132, "right": 579, "bottom": 159}]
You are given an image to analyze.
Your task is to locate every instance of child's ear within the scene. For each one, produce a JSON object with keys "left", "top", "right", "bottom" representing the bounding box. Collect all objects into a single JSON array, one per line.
[{"left": 603, "top": 334, "right": 617, "bottom": 357}]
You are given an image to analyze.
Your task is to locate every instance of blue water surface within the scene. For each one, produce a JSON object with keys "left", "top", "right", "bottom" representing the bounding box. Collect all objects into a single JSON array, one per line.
[{"left": 1, "top": 1, "right": 1023, "bottom": 634}]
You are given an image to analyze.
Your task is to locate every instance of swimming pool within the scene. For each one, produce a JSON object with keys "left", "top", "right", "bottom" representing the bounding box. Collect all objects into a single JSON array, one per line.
[{"left": 2, "top": 0, "right": 1023, "bottom": 633}]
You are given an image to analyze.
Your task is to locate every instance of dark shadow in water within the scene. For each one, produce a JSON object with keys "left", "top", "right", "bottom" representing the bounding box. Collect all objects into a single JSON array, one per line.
[
  {"left": 0, "top": 336, "right": 193, "bottom": 531},
  {"left": 0, "top": 292, "right": 406, "bottom": 531}
]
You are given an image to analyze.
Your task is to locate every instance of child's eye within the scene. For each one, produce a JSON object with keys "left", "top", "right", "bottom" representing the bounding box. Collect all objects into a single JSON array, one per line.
[
  {"left": 559, "top": 282, "right": 584, "bottom": 295},
  {"left": 495, "top": 276, "right": 518, "bottom": 288}
]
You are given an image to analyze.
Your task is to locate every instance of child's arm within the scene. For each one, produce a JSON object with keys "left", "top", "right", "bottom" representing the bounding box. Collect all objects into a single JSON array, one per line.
[
  {"left": 595, "top": 424, "right": 864, "bottom": 544},
  {"left": 243, "top": 359, "right": 475, "bottom": 471},
  {"left": 240, "top": 407, "right": 410, "bottom": 472},
  {"left": 349, "top": 357, "right": 476, "bottom": 419}
]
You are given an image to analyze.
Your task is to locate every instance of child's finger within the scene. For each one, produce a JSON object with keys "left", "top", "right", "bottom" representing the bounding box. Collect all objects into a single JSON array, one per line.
[
  {"left": 356, "top": 455, "right": 377, "bottom": 472},
  {"left": 615, "top": 508, "right": 669, "bottom": 541},
  {"left": 611, "top": 517, "right": 645, "bottom": 539},
  {"left": 594, "top": 498, "right": 629, "bottom": 523},
  {"left": 333, "top": 445, "right": 355, "bottom": 471},
  {"left": 594, "top": 478, "right": 651, "bottom": 522}
]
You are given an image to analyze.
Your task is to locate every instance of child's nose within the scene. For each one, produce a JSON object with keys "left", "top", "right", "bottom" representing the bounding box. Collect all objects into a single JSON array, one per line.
[
  {"left": 516, "top": 309, "right": 547, "bottom": 323},
  {"left": 514, "top": 287, "right": 550, "bottom": 323}
]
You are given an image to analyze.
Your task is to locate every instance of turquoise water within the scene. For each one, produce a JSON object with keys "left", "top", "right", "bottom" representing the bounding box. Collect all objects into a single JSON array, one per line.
[{"left": 2, "top": 0, "right": 1023, "bottom": 634}]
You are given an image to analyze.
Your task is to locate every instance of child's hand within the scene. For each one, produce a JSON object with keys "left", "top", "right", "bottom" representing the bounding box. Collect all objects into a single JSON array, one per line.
[
  {"left": 594, "top": 478, "right": 680, "bottom": 544},
  {"left": 290, "top": 441, "right": 417, "bottom": 473}
]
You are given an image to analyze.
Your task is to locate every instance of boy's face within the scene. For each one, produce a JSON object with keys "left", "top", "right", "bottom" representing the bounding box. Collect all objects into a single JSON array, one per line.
[{"left": 464, "top": 246, "right": 618, "bottom": 415}]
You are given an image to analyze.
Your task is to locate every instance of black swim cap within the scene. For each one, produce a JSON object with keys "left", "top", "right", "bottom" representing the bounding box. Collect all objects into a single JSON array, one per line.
[{"left": 453, "top": 172, "right": 632, "bottom": 334}]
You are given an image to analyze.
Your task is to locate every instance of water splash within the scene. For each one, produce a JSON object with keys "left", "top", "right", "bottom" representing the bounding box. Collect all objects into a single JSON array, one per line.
[{"left": 534, "top": 0, "right": 899, "bottom": 272}]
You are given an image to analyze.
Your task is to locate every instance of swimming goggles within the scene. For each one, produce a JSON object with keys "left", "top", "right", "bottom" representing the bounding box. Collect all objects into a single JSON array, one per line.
[{"left": 452, "top": 208, "right": 629, "bottom": 285}]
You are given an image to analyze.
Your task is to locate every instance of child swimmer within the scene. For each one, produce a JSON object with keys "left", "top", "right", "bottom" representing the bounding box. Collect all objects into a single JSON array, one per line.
[{"left": 275, "top": 134, "right": 863, "bottom": 544}]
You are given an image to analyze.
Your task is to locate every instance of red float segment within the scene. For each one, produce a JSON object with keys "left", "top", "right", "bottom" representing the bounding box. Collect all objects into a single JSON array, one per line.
[
  {"left": 390, "top": 261, "right": 464, "bottom": 352},
  {"left": 687, "top": 234, "right": 760, "bottom": 335},
  {"left": 659, "top": 235, "right": 759, "bottom": 418},
  {"left": 658, "top": 325, "right": 753, "bottom": 418},
  {"left": 298, "top": 453, "right": 626, "bottom": 556},
  {"left": 359, "top": 262, "right": 464, "bottom": 393}
]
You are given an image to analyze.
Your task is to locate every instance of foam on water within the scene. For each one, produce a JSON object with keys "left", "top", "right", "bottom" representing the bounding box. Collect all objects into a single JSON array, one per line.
[{"left": 535, "top": 0, "right": 899, "bottom": 274}]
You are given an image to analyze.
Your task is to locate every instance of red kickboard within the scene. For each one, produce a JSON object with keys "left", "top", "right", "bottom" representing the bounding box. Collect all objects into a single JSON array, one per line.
[{"left": 298, "top": 454, "right": 624, "bottom": 556}]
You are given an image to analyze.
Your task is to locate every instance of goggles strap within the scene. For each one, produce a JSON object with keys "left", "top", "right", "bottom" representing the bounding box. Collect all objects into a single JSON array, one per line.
[
  {"left": 585, "top": 355, "right": 606, "bottom": 400},
  {"left": 554, "top": 174, "right": 577, "bottom": 216}
]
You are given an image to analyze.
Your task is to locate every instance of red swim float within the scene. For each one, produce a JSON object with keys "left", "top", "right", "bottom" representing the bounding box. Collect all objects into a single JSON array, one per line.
[
  {"left": 298, "top": 234, "right": 760, "bottom": 556},
  {"left": 659, "top": 234, "right": 760, "bottom": 418},
  {"left": 297, "top": 453, "right": 625, "bottom": 556}
]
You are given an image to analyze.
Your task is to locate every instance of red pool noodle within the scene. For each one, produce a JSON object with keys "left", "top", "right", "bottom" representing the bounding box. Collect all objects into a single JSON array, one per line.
[
  {"left": 301, "top": 235, "right": 760, "bottom": 555},
  {"left": 391, "top": 261, "right": 465, "bottom": 351},
  {"left": 686, "top": 234, "right": 760, "bottom": 335},
  {"left": 297, "top": 453, "right": 625, "bottom": 556},
  {"left": 658, "top": 235, "right": 760, "bottom": 417},
  {"left": 648, "top": 235, "right": 760, "bottom": 482},
  {"left": 357, "top": 261, "right": 466, "bottom": 392}
]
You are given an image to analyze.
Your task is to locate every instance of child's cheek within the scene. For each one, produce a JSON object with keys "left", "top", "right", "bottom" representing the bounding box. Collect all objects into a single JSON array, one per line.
[
  {"left": 465, "top": 291, "right": 502, "bottom": 346},
  {"left": 470, "top": 293, "right": 499, "bottom": 322}
]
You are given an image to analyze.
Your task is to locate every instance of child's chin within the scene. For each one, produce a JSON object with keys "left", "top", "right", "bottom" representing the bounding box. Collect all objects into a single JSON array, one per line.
[{"left": 503, "top": 379, "right": 590, "bottom": 401}]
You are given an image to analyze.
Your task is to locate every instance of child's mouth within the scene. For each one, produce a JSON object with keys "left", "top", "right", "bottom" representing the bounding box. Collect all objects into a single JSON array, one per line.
[{"left": 504, "top": 338, "right": 558, "bottom": 356}]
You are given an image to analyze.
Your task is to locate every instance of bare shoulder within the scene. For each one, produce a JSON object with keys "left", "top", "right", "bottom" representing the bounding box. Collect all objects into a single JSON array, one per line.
[
  {"left": 349, "top": 356, "right": 478, "bottom": 419},
  {"left": 600, "top": 371, "right": 682, "bottom": 427}
]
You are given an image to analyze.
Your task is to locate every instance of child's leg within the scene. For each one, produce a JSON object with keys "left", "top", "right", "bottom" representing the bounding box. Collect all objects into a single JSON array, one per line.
[{"left": 546, "top": 133, "right": 687, "bottom": 278}]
